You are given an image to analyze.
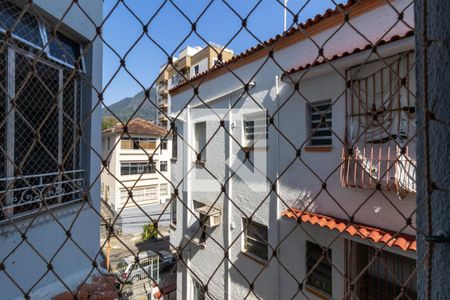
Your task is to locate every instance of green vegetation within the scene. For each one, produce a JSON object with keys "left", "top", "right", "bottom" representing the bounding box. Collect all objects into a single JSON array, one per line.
[
  {"left": 142, "top": 223, "right": 158, "bottom": 241},
  {"left": 102, "top": 116, "right": 118, "bottom": 130}
]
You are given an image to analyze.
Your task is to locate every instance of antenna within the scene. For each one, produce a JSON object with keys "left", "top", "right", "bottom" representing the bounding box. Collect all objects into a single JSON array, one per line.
[{"left": 283, "top": 0, "right": 288, "bottom": 31}]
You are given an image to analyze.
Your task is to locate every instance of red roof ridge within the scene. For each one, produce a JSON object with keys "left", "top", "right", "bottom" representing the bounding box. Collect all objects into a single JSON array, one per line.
[
  {"left": 169, "top": 0, "right": 375, "bottom": 95},
  {"left": 282, "top": 208, "right": 416, "bottom": 252},
  {"left": 102, "top": 117, "right": 168, "bottom": 136}
]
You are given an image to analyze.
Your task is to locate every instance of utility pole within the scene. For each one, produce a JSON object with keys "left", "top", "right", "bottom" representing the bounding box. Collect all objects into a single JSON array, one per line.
[{"left": 415, "top": 0, "right": 450, "bottom": 299}]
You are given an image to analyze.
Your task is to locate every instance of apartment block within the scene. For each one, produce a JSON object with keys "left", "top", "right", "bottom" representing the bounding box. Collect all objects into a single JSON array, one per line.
[
  {"left": 156, "top": 44, "right": 234, "bottom": 128},
  {"left": 101, "top": 118, "right": 172, "bottom": 234},
  {"left": 168, "top": 0, "right": 416, "bottom": 299}
]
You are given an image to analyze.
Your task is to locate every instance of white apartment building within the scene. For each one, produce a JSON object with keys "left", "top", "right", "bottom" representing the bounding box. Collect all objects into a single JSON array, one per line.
[
  {"left": 156, "top": 44, "right": 234, "bottom": 128},
  {"left": 101, "top": 118, "right": 172, "bottom": 234},
  {"left": 0, "top": 0, "right": 103, "bottom": 299},
  {"left": 169, "top": 0, "right": 416, "bottom": 299}
]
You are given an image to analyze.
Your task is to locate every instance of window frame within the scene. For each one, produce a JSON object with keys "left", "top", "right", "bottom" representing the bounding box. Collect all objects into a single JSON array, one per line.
[
  {"left": 305, "top": 241, "right": 332, "bottom": 297},
  {"left": 160, "top": 160, "right": 168, "bottom": 172},
  {"left": 242, "top": 218, "right": 268, "bottom": 261},
  {"left": 307, "top": 100, "right": 332, "bottom": 147},
  {"left": 194, "top": 121, "right": 207, "bottom": 162},
  {"left": 243, "top": 111, "right": 269, "bottom": 148}
]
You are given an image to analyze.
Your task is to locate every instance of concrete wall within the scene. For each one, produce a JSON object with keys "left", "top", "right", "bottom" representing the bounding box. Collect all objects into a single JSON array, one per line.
[
  {"left": 0, "top": 1, "right": 103, "bottom": 299},
  {"left": 169, "top": 1, "right": 415, "bottom": 299}
]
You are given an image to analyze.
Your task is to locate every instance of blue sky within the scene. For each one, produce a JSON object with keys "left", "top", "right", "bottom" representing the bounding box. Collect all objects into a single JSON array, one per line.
[{"left": 102, "top": 0, "right": 344, "bottom": 106}]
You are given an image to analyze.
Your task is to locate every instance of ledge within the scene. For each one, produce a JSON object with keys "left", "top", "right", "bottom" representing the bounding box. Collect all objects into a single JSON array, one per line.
[
  {"left": 0, "top": 199, "right": 87, "bottom": 236},
  {"left": 304, "top": 285, "right": 331, "bottom": 300},
  {"left": 242, "top": 146, "right": 269, "bottom": 152},
  {"left": 240, "top": 250, "right": 267, "bottom": 265},
  {"left": 304, "top": 146, "right": 333, "bottom": 152}
]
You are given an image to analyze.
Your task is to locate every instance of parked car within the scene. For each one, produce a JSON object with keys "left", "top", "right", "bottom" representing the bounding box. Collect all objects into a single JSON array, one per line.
[
  {"left": 116, "top": 251, "right": 159, "bottom": 284},
  {"left": 157, "top": 250, "right": 175, "bottom": 271}
]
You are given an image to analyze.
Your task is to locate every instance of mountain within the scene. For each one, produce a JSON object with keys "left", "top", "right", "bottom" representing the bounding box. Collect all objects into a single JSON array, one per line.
[{"left": 102, "top": 88, "right": 158, "bottom": 123}]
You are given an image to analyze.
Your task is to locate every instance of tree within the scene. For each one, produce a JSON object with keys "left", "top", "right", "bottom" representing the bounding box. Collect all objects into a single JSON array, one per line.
[
  {"left": 102, "top": 116, "right": 118, "bottom": 130},
  {"left": 142, "top": 223, "right": 158, "bottom": 241}
]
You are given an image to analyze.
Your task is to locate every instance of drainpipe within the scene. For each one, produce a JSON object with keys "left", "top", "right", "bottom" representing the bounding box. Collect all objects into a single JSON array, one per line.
[
  {"left": 415, "top": 1, "right": 450, "bottom": 299},
  {"left": 224, "top": 95, "right": 233, "bottom": 300}
]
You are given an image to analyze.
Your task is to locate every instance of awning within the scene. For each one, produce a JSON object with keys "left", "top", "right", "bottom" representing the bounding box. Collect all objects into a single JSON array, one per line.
[{"left": 282, "top": 208, "right": 416, "bottom": 252}]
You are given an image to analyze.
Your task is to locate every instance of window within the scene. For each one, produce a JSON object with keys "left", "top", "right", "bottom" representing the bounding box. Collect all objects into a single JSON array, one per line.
[
  {"left": 160, "top": 161, "right": 168, "bottom": 172},
  {"left": 107, "top": 137, "right": 111, "bottom": 150},
  {"left": 194, "top": 65, "right": 199, "bottom": 75},
  {"left": 349, "top": 242, "right": 417, "bottom": 299},
  {"left": 308, "top": 100, "right": 332, "bottom": 146},
  {"left": 243, "top": 111, "right": 268, "bottom": 148},
  {"left": 120, "top": 162, "right": 156, "bottom": 175},
  {"left": 48, "top": 31, "right": 82, "bottom": 68},
  {"left": 160, "top": 183, "right": 168, "bottom": 196},
  {"left": 194, "top": 122, "right": 206, "bottom": 161},
  {"left": 193, "top": 278, "right": 205, "bottom": 300},
  {"left": 120, "top": 186, "right": 158, "bottom": 206},
  {"left": 172, "top": 128, "right": 178, "bottom": 160},
  {"left": 102, "top": 138, "right": 106, "bottom": 151},
  {"left": 170, "top": 195, "right": 177, "bottom": 226},
  {"left": 306, "top": 241, "right": 332, "bottom": 296},
  {"left": 160, "top": 139, "right": 168, "bottom": 153},
  {"left": 0, "top": 6, "right": 85, "bottom": 219},
  {"left": 0, "top": 1, "right": 43, "bottom": 47},
  {"left": 120, "top": 137, "right": 156, "bottom": 150},
  {"left": 243, "top": 218, "right": 268, "bottom": 260}
]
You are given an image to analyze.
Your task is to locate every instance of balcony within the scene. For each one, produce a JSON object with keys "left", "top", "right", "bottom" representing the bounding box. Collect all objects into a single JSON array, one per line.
[
  {"left": 0, "top": 170, "right": 84, "bottom": 220},
  {"left": 176, "top": 55, "right": 191, "bottom": 70}
]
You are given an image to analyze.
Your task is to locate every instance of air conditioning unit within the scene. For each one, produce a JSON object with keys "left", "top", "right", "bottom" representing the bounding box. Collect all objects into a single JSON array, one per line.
[{"left": 195, "top": 205, "right": 221, "bottom": 228}]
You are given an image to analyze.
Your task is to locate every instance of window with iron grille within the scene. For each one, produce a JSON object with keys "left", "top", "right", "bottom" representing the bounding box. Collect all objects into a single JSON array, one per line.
[
  {"left": 160, "top": 161, "right": 168, "bottom": 172},
  {"left": 170, "top": 195, "right": 177, "bottom": 226},
  {"left": 120, "top": 162, "right": 155, "bottom": 175},
  {"left": 172, "top": 127, "right": 178, "bottom": 160},
  {"left": 160, "top": 183, "right": 168, "bottom": 196},
  {"left": 120, "top": 186, "right": 158, "bottom": 206},
  {"left": 308, "top": 100, "right": 332, "bottom": 146},
  {"left": 0, "top": 2, "right": 85, "bottom": 219},
  {"left": 243, "top": 111, "right": 268, "bottom": 148},
  {"left": 243, "top": 218, "right": 268, "bottom": 260},
  {"left": 306, "top": 241, "right": 332, "bottom": 296}
]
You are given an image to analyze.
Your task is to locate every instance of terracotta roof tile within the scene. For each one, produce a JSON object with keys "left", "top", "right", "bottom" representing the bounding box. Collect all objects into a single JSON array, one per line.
[
  {"left": 102, "top": 118, "right": 168, "bottom": 136},
  {"left": 169, "top": 0, "right": 364, "bottom": 94},
  {"left": 282, "top": 30, "right": 414, "bottom": 76},
  {"left": 282, "top": 208, "right": 416, "bottom": 252}
]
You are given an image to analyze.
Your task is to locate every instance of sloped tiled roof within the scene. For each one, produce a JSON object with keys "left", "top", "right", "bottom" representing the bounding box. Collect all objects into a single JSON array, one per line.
[
  {"left": 282, "top": 208, "right": 416, "bottom": 252},
  {"left": 283, "top": 30, "right": 414, "bottom": 76},
  {"left": 169, "top": 0, "right": 385, "bottom": 95},
  {"left": 102, "top": 118, "right": 168, "bottom": 136}
]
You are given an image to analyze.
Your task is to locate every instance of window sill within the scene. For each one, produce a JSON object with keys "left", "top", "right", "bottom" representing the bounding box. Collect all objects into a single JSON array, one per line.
[
  {"left": 169, "top": 223, "right": 177, "bottom": 231},
  {"left": 304, "top": 146, "right": 333, "bottom": 152},
  {"left": 0, "top": 199, "right": 85, "bottom": 233},
  {"left": 170, "top": 158, "right": 178, "bottom": 163},
  {"left": 304, "top": 285, "right": 331, "bottom": 300},
  {"left": 242, "top": 146, "right": 268, "bottom": 152},
  {"left": 193, "top": 160, "right": 206, "bottom": 167},
  {"left": 241, "top": 250, "right": 267, "bottom": 265}
]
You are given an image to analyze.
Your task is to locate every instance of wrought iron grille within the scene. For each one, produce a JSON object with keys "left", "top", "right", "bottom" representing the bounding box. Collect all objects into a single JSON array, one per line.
[{"left": 0, "top": 0, "right": 447, "bottom": 299}]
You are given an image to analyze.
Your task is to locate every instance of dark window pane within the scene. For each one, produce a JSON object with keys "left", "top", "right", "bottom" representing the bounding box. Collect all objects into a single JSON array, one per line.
[
  {"left": 0, "top": 1, "right": 43, "bottom": 47},
  {"left": 48, "top": 31, "right": 81, "bottom": 67}
]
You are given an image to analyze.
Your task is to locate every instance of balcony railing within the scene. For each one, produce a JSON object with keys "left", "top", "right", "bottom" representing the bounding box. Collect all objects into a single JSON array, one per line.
[{"left": 0, "top": 170, "right": 85, "bottom": 219}]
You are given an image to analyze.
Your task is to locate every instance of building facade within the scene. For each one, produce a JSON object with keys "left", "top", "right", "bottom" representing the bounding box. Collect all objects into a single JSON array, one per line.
[
  {"left": 156, "top": 44, "right": 234, "bottom": 128},
  {"left": 101, "top": 118, "right": 172, "bottom": 234},
  {"left": 168, "top": 0, "right": 416, "bottom": 299},
  {"left": 0, "top": 0, "right": 103, "bottom": 299}
]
